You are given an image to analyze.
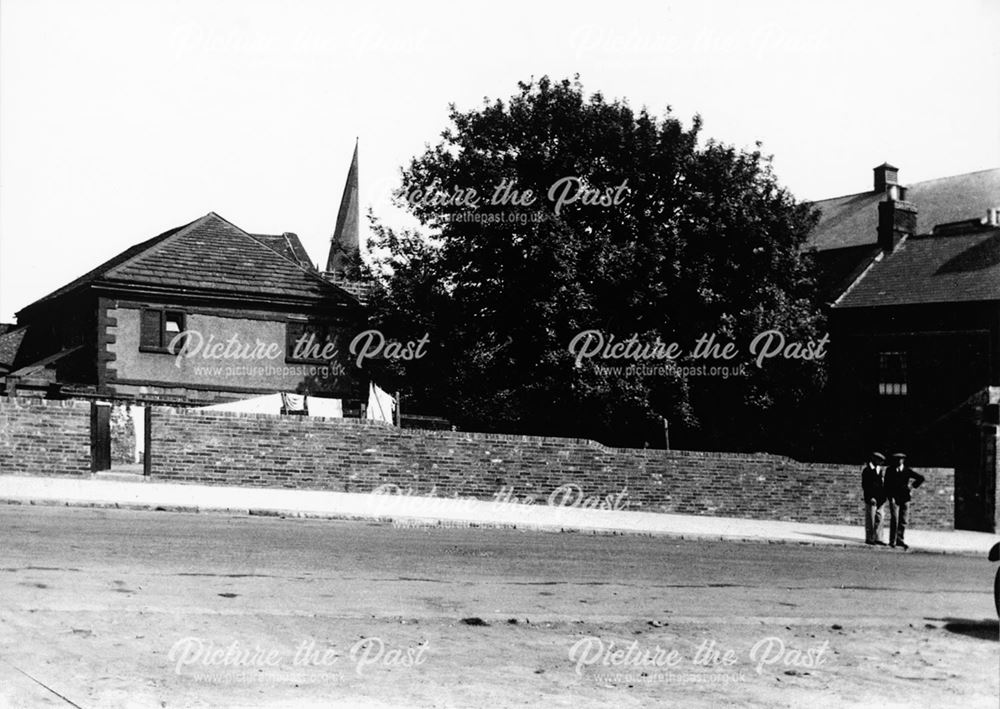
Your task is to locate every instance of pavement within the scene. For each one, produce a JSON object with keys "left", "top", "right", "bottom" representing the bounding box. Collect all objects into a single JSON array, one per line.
[{"left": 0, "top": 473, "right": 993, "bottom": 556}]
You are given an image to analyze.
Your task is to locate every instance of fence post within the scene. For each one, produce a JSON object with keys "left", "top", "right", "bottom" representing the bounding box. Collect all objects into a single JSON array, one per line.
[{"left": 143, "top": 406, "right": 152, "bottom": 477}]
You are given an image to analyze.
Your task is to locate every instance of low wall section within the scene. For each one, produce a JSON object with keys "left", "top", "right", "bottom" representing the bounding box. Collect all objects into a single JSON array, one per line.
[
  {"left": 0, "top": 398, "right": 91, "bottom": 476},
  {"left": 0, "top": 399, "right": 956, "bottom": 528},
  {"left": 147, "top": 406, "right": 956, "bottom": 528}
]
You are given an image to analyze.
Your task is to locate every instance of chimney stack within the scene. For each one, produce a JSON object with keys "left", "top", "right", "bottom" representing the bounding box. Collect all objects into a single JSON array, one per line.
[
  {"left": 873, "top": 163, "right": 915, "bottom": 253},
  {"left": 878, "top": 198, "right": 917, "bottom": 253}
]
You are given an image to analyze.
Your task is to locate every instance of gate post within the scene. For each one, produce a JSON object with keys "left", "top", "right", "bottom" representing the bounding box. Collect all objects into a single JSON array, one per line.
[{"left": 90, "top": 401, "right": 112, "bottom": 473}]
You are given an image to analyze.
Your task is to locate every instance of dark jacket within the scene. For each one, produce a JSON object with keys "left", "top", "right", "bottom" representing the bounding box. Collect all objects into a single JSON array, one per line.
[
  {"left": 861, "top": 463, "right": 886, "bottom": 504},
  {"left": 885, "top": 465, "right": 925, "bottom": 503}
]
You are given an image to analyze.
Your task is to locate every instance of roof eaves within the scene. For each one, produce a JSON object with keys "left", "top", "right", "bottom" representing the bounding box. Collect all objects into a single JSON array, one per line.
[
  {"left": 16, "top": 216, "right": 203, "bottom": 316},
  {"left": 8, "top": 345, "right": 83, "bottom": 377}
]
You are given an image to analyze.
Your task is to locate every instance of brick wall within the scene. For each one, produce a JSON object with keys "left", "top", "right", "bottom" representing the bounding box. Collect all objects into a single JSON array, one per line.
[
  {"left": 150, "top": 407, "right": 956, "bottom": 529},
  {"left": 0, "top": 398, "right": 91, "bottom": 476}
]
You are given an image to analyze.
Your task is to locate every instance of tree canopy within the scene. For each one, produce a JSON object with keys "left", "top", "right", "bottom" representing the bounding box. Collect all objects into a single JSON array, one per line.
[{"left": 365, "top": 76, "right": 826, "bottom": 453}]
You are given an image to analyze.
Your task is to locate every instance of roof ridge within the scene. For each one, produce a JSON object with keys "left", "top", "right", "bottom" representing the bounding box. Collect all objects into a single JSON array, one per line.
[
  {"left": 104, "top": 212, "right": 217, "bottom": 281},
  {"left": 250, "top": 232, "right": 314, "bottom": 268},
  {"left": 220, "top": 215, "right": 359, "bottom": 303},
  {"left": 811, "top": 166, "right": 1000, "bottom": 204},
  {"left": 810, "top": 190, "right": 872, "bottom": 204},
  {"left": 907, "top": 166, "right": 1000, "bottom": 187},
  {"left": 16, "top": 216, "right": 203, "bottom": 315},
  {"left": 283, "top": 233, "right": 309, "bottom": 265},
  {"left": 19, "top": 212, "right": 364, "bottom": 315},
  {"left": 910, "top": 224, "right": 1000, "bottom": 239}
]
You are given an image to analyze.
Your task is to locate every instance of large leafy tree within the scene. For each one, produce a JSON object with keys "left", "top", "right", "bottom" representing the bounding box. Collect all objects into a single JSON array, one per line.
[{"left": 365, "top": 76, "right": 825, "bottom": 453}]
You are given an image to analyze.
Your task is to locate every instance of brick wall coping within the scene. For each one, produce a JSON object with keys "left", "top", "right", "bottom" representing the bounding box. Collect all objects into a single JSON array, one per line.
[
  {"left": 148, "top": 404, "right": 876, "bottom": 467},
  {"left": 2, "top": 397, "right": 91, "bottom": 410},
  {"left": 0, "top": 397, "right": 956, "bottom": 475}
]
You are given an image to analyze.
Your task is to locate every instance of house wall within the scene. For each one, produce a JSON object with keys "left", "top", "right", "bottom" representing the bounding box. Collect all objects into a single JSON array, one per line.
[
  {"left": 147, "top": 407, "right": 957, "bottom": 529},
  {"left": 104, "top": 301, "right": 365, "bottom": 402},
  {"left": 0, "top": 398, "right": 91, "bottom": 476},
  {"left": 828, "top": 301, "right": 1000, "bottom": 466}
]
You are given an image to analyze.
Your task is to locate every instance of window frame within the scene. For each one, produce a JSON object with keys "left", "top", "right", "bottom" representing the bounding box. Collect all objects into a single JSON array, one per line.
[
  {"left": 877, "top": 350, "right": 908, "bottom": 396},
  {"left": 285, "top": 320, "right": 342, "bottom": 365},
  {"left": 139, "top": 307, "right": 188, "bottom": 354}
]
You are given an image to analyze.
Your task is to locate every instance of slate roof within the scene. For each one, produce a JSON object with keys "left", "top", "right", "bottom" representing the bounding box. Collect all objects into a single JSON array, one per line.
[
  {"left": 26, "top": 222, "right": 192, "bottom": 308},
  {"left": 809, "top": 168, "right": 1000, "bottom": 252},
  {"left": 0, "top": 327, "right": 26, "bottom": 370},
  {"left": 20, "top": 213, "right": 356, "bottom": 314},
  {"left": 835, "top": 226, "right": 1000, "bottom": 308},
  {"left": 8, "top": 346, "right": 82, "bottom": 379},
  {"left": 252, "top": 232, "right": 315, "bottom": 270}
]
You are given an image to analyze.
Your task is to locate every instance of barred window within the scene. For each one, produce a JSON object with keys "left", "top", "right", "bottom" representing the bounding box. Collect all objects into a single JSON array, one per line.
[{"left": 878, "top": 351, "right": 908, "bottom": 396}]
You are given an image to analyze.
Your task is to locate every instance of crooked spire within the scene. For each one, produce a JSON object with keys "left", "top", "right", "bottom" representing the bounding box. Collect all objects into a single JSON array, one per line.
[{"left": 326, "top": 139, "right": 360, "bottom": 276}]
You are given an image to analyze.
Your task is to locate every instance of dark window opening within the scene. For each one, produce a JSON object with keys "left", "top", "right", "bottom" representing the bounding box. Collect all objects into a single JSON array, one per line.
[
  {"left": 286, "top": 321, "right": 341, "bottom": 364},
  {"left": 878, "top": 351, "right": 908, "bottom": 396},
  {"left": 140, "top": 308, "right": 187, "bottom": 353}
]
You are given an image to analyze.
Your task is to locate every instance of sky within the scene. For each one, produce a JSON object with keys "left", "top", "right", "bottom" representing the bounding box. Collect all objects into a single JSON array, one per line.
[{"left": 1, "top": 0, "right": 998, "bottom": 321}]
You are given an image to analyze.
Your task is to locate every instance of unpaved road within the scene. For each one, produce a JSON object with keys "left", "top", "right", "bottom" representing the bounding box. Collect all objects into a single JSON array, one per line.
[{"left": 0, "top": 505, "right": 996, "bottom": 708}]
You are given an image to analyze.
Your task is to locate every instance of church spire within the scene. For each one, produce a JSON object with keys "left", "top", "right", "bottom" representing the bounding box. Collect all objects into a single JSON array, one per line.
[{"left": 325, "top": 139, "right": 360, "bottom": 276}]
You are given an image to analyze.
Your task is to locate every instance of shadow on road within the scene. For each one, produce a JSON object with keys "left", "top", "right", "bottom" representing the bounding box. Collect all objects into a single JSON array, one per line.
[{"left": 926, "top": 617, "right": 999, "bottom": 641}]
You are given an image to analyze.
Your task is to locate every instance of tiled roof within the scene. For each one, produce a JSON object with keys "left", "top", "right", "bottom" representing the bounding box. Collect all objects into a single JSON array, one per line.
[
  {"left": 252, "top": 233, "right": 316, "bottom": 270},
  {"left": 0, "top": 326, "right": 26, "bottom": 368},
  {"left": 8, "top": 346, "right": 82, "bottom": 380},
  {"left": 26, "top": 222, "right": 193, "bottom": 308},
  {"left": 20, "top": 213, "right": 357, "bottom": 313},
  {"left": 835, "top": 226, "right": 1000, "bottom": 308},
  {"left": 811, "top": 244, "right": 880, "bottom": 303},
  {"left": 808, "top": 168, "right": 1000, "bottom": 252}
]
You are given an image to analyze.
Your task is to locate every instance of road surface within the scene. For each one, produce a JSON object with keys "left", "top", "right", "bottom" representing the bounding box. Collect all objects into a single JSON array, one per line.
[{"left": 0, "top": 505, "right": 996, "bottom": 708}]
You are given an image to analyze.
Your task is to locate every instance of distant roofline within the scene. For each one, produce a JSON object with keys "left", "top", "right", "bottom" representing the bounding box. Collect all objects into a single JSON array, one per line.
[
  {"left": 14, "top": 218, "right": 199, "bottom": 316},
  {"left": 810, "top": 166, "right": 1000, "bottom": 205},
  {"left": 834, "top": 296, "right": 1000, "bottom": 310},
  {"left": 909, "top": 224, "right": 1000, "bottom": 239},
  {"left": 15, "top": 212, "right": 359, "bottom": 318}
]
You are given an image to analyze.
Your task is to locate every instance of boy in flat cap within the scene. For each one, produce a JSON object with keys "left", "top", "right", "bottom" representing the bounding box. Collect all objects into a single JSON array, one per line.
[
  {"left": 861, "top": 452, "right": 887, "bottom": 545},
  {"left": 885, "top": 452, "right": 925, "bottom": 550}
]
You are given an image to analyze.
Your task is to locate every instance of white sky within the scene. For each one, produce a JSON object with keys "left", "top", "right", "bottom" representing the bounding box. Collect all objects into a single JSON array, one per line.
[{"left": 1, "top": 0, "right": 998, "bottom": 321}]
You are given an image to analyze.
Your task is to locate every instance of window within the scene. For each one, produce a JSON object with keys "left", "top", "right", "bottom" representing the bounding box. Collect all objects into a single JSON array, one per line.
[
  {"left": 140, "top": 308, "right": 187, "bottom": 353},
  {"left": 286, "top": 321, "right": 341, "bottom": 364},
  {"left": 878, "top": 351, "right": 908, "bottom": 396}
]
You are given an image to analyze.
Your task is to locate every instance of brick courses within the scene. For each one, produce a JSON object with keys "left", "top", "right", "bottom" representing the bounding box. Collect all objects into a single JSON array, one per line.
[
  {"left": 0, "top": 398, "right": 91, "bottom": 476},
  {"left": 149, "top": 406, "right": 956, "bottom": 529},
  {"left": 0, "top": 398, "right": 956, "bottom": 529}
]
